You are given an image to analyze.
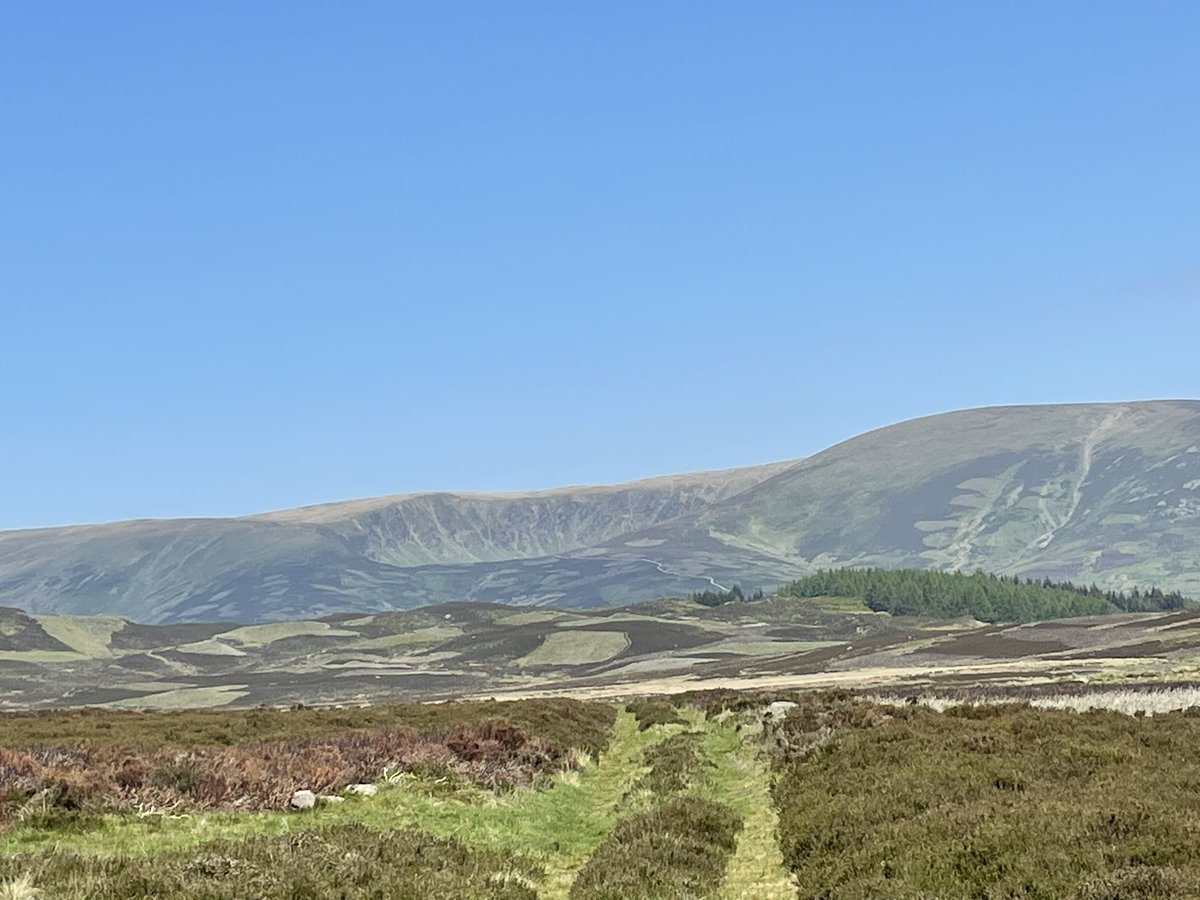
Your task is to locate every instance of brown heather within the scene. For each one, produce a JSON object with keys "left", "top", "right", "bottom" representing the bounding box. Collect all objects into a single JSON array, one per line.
[
  {"left": 769, "top": 694, "right": 1200, "bottom": 898},
  {"left": 0, "top": 699, "right": 615, "bottom": 822}
]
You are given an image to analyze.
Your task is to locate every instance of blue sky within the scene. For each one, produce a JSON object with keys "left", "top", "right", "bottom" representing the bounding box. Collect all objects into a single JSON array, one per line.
[{"left": 2, "top": 2, "right": 1198, "bottom": 529}]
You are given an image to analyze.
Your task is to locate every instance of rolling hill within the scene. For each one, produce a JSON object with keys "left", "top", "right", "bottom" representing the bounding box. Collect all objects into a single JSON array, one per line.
[
  {"left": 5, "top": 595, "right": 1200, "bottom": 710},
  {"left": 3, "top": 400, "right": 1200, "bottom": 623}
]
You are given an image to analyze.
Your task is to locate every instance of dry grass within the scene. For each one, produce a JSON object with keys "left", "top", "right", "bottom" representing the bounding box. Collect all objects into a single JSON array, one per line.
[
  {"left": 868, "top": 682, "right": 1200, "bottom": 716},
  {"left": 0, "top": 874, "right": 39, "bottom": 900}
]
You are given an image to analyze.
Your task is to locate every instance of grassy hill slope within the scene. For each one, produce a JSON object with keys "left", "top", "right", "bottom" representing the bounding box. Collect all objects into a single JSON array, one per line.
[
  {"left": 694, "top": 400, "right": 1200, "bottom": 591},
  {"left": 3, "top": 401, "right": 1200, "bottom": 623}
]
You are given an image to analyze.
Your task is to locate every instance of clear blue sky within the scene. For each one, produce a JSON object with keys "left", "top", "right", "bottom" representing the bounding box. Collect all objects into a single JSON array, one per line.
[{"left": 3, "top": 2, "right": 1198, "bottom": 529}]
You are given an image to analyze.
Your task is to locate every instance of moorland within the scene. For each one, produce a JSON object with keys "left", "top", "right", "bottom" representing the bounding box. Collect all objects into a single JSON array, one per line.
[
  {"left": 7, "top": 688, "right": 1200, "bottom": 897},
  {"left": 1, "top": 569, "right": 1198, "bottom": 711},
  {"left": 3, "top": 573, "right": 1200, "bottom": 896}
]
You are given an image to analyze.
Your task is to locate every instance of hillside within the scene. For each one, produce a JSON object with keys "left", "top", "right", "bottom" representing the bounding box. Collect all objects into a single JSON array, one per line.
[
  {"left": 2, "top": 401, "right": 1200, "bottom": 623},
  {"left": 0, "top": 464, "right": 792, "bottom": 622},
  {"left": 696, "top": 400, "right": 1200, "bottom": 589}
]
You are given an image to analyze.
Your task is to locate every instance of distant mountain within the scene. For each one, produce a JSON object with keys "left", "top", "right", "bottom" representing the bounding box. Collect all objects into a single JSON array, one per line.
[
  {"left": 0, "top": 463, "right": 791, "bottom": 622},
  {"left": 3, "top": 401, "right": 1199, "bottom": 623}
]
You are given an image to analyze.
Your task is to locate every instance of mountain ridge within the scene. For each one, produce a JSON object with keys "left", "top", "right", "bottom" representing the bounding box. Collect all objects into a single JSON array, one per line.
[{"left": 3, "top": 401, "right": 1200, "bottom": 623}]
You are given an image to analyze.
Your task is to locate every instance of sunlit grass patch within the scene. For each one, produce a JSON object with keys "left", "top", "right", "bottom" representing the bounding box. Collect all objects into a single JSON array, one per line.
[{"left": 517, "top": 631, "right": 629, "bottom": 666}]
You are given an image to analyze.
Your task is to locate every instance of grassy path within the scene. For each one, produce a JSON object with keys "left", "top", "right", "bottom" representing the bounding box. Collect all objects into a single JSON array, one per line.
[
  {"left": 564, "top": 706, "right": 793, "bottom": 899},
  {"left": 703, "top": 717, "right": 795, "bottom": 899}
]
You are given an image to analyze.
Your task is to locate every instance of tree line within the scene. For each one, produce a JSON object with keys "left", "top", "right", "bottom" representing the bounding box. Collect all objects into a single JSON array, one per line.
[{"left": 778, "top": 568, "right": 1188, "bottom": 623}]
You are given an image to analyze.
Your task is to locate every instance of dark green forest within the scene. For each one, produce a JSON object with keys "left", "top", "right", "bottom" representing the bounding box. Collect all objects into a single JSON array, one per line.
[
  {"left": 778, "top": 568, "right": 1188, "bottom": 623},
  {"left": 688, "top": 584, "right": 764, "bottom": 607}
]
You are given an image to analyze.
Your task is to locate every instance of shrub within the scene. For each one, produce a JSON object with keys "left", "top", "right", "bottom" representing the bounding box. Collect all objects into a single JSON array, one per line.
[
  {"left": 626, "top": 700, "right": 685, "bottom": 731},
  {"left": 771, "top": 697, "right": 1200, "bottom": 897},
  {"left": 569, "top": 798, "right": 742, "bottom": 900},
  {"left": 632, "top": 733, "right": 707, "bottom": 797},
  {"left": 0, "top": 701, "right": 617, "bottom": 821}
]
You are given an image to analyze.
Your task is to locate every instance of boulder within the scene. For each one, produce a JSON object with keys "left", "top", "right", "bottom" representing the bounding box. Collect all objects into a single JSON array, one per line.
[
  {"left": 346, "top": 783, "right": 378, "bottom": 797},
  {"left": 290, "top": 789, "right": 317, "bottom": 810},
  {"left": 765, "top": 700, "right": 797, "bottom": 720}
]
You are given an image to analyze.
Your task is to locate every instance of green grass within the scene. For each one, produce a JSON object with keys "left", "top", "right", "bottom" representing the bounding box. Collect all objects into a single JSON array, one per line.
[
  {"left": 516, "top": 631, "right": 630, "bottom": 666},
  {"left": 566, "top": 705, "right": 746, "bottom": 899},
  {"left": 14, "top": 688, "right": 1200, "bottom": 898},
  {"left": 0, "top": 701, "right": 788, "bottom": 899},
  {"left": 703, "top": 716, "right": 794, "bottom": 899}
]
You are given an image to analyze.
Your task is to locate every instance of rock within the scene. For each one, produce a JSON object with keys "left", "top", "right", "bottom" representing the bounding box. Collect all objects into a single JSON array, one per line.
[
  {"left": 346, "top": 783, "right": 378, "bottom": 797},
  {"left": 765, "top": 700, "right": 797, "bottom": 719},
  {"left": 318, "top": 794, "right": 345, "bottom": 804},
  {"left": 290, "top": 789, "right": 317, "bottom": 810},
  {"left": 763, "top": 701, "right": 798, "bottom": 740}
]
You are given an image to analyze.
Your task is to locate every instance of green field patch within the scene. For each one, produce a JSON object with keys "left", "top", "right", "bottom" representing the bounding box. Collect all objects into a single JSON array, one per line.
[
  {"left": 570, "top": 707, "right": 742, "bottom": 899},
  {"left": 33, "top": 615, "right": 126, "bottom": 658},
  {"left": 703, "top": 717, "right": 794, "bottom": 900},
  {"left": 216, "top": 622, "right": 356, "bottom": 647},
  {"left": 174, "top": 639, "right": 246, "bottom": 657},
  {"left": 101, "top": 685, "right": 250, "bottom": 710},
  {"left": 517, "top": 631, "right": 630, "bottom": 667}
]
